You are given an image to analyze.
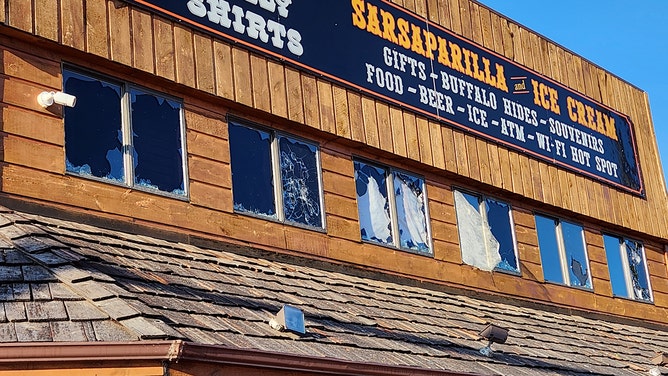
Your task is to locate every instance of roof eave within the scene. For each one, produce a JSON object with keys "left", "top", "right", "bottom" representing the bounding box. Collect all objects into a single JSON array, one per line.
[
  {"left": 179, "top": 342, "right": 488, "bottom": 376},
  {"left": 0, "top": 341, "right": 489, "bottom": 376},
  {"left": 0, "top": 340, "right": 182, "bottom": 363}
]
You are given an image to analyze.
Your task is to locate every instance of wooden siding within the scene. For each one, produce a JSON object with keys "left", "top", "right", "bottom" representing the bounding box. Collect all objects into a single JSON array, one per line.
[
  {"left": 0, "top": 360, "right": 163, "bottom": 376},
  {"left": 1, "top": 0, "right": 668, "bottom": 322},
  {"left": 0, "top": 368, "right": 163, "bottom": 376}
]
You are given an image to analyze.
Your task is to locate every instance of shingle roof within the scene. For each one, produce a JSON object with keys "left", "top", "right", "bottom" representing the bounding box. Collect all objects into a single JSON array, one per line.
[{"left": 0, "top": 206, "right": 666, "bottom": 375}]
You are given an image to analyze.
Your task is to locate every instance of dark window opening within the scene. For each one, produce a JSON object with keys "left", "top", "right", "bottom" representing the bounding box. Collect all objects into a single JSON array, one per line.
[
  {"left": 229, "top": 121, "right": 324, "bottom": 229},
  {"left": 63, "top": 68, "right": 186, "bottom": 196},
  {"left": 535, "top": 215, "right": 592, "bottom": 289},
  {"left": 604, "top": 234, "right": 652, "bottom": 302},
  {"left": 354, "top": 160, "right": 431, "bottom": 254}
]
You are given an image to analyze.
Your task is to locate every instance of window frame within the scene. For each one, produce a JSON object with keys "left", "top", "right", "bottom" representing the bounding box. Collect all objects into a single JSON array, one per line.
[
  {"left": 62, "top": 65, "right": 189, "bottom": 199},
  {"left": 453, "top": 188, "right": 520, "bottom": 274},
  {"left": 228, "top": 117, "right": 326, "bottom": 231},
  {"left": 535, "top": 213, "right": 593, "bottom": 290},
  {"left": 603, "top": 233, "right": 653, "bottom": 303},
  {"left": 353, "top": 158, "right": 432, "bottom": 256}
]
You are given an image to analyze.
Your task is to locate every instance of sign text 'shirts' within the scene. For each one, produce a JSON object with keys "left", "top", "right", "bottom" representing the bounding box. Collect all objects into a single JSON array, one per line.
[{"left": 185, "top": 0, "right": 303, "bottom": 56}]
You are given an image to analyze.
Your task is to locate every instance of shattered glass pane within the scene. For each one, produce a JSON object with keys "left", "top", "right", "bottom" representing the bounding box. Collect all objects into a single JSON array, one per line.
[
  {"left": 535, "top": 215, "right": 565, "bottom": 284},
  {"left": 562, "top": 221, "right": 591, "bottom": 288},
  {"left": 279, "top": 136, "right": 322, "bottom": 227},
  {"left": 454, "top": 191, "right": 517, "bottom": 272},
  {"left": 455, "top": 191, "right": 501, "bottom": 271},
  {"left": 603, "top": 235, "right": 629, "bottom": 298},
  {"left": 63, "top": 70, "right": 123, "bottom": 182},
  {"left": 394, "top": 172, "right": 429, "bottom": 253},
  {"left": 229, "top": 122, "right": 276, "bottom": 219},
  {"left": 355, "top": 161, "right": 392, "bottom": 245},
  {"left": 486, "top": 198, "right": 518, "bottom": 272},
  {"left": 625, "top": 239, "right": 651, "bottom": 301},
  {"left": 131, "top": 89, "right": 185, "bottom": 195}
]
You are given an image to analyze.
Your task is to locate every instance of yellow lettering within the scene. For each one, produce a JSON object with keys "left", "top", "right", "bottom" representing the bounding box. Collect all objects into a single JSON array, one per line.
[
  {"left": 397, "top": 18, "right": 410, "bottom": 49},
  {"left": 531, "top": 79, "right": 541, "bottom": 106},
  {"left": 380, "top": 9, "right": 398, "bottom": 44},
  {"left": 595, "top": 110, "right": 607, "bottom": 135},
  {"left": 603, "top": 114, "right": 617, "bottom": 140},
  {"left": 365, "top": 3, "right": 382, "bottom": 37},
  {"left": 449, "top": 41, "right": 464, "bottom": 73},
  {"left": 576, "top": 101, "right": 586, "bottom": 126},
  {"left": 470, "top": 52, "right": 485, "bottom": 82},
  {"left": 351, "top": 0, "right": 366, "bottom": 29},
  {"left": 548, "top": 87, "right": 560, "bottom": 115},
  {"left": 586, "top": 106, "right": 596, "bottom": 130},
  {"left": 495, "top": 63, "right": 507, "bottom": 92},
  {"left": 423, "top": 30, "right": 437, "bottom": 60},
  {"left": 567, "top": 97, "right": 578, "bottom": 123},
  {"left": 437, "top": 37, "right": 451, "bottom": 68},
  {"left": 532, "top": 80, "right": 560, "bottom": 115},
  {"left": 462, "top": 48, "right": 473, "bottom": 76},
  {"left": 410, "top": 23, "right": 425, "bottom": 56},
  {"left": 482, "top": 57, "right": 496, "bottom": 87},
  {"left": 540, "top": 83, "right": 551, "bottom": 110},
  {"left": 568, "top": 96, "right": 617, "bottom": 140}
]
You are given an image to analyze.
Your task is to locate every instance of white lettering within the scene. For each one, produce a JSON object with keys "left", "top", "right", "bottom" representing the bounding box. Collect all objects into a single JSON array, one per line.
[
  {"left": 286, "top": 29, "right": 303, "bottom": 56},
  {"left": 439, "top": 71, "right": 497, "bottom": 110},
  {"left": 274, "top": 0, "right": 292, "bottom": 17},
  {"left": 595, "top": 156, "right": 619, "bottom": 177},
  {"left": 245, "top": 10, "right": 269, "bottom": 42},
  {"left": 244, "top": 0, "right": 291, "bottom": 17},
  {"left": 501, "top": 97, "right": 537, "bottom": 126},
  {"left": 187, "top": 0, "right": 207, "bottom": 17},
  {"left": 266, "top": 19, "right": 286, "bottom": 49},
  {"left": 570, "top": 146, "right": 591, "bottom": 167},
  {"left": 418, "top": 85, "right": 455, "bottom": 114},
  {"left": 186, "top": 0, "right": 302, "bottom": 56},
  {"left": 207, "top": 0, "right": 233, "bottom": 27}
]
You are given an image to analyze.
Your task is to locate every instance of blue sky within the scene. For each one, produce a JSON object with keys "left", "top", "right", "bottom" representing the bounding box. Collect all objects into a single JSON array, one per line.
[{"left": 476, "top": 0, "right": 668, "bottom": 190}]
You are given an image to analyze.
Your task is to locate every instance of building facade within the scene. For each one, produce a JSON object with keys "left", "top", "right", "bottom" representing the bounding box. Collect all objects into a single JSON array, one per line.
[{"left": 0, "top": 0, "right": 667, "bottom": 374}]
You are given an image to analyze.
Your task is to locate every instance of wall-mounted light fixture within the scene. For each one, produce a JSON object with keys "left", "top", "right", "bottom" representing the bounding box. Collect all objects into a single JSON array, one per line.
[
  {"left": 650, "top": 352, "right": 667, "bottom": 376},
  {"left": 37, "top": 91, "right": 77, "bottom": 108},
  {"left": 269, "top": 305, "right": 305, "bottom": 335},
  {"left": 478, "top": 323, "right": 509, "bottom": 357}
]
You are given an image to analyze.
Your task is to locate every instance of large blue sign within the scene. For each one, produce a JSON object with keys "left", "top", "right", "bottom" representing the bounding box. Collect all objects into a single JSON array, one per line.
[{"left": 126, "top": 0, "right": 644, "bottom": 195}]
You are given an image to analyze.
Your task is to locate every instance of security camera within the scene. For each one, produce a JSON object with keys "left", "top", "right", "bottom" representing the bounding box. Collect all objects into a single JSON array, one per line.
[
  {"left": 37, "top": 91, "right": 77, "bottom": 108},
  {"left": 53, "top": 91, "right": 77, "bottom": 107}
]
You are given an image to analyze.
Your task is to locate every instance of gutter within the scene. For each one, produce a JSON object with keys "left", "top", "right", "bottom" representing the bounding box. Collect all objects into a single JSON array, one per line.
[
  {"left": 0, "top": 341, "right": 181, "bottom": 363},
  {"left": 0, "top": 341, "right": 490, "bottom": 376}
]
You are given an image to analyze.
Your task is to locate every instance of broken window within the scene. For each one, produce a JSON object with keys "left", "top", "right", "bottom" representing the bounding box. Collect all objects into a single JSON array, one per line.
[
  {"left": 354, "top": 160, "right": 430, "bottom": 254},
  {"left": 535, "top": 215, "right": 592, "bottom": 289},
  {"left": 603, "top": 234, "right": 652, "bottom": 302},
  {"left": 454, "top": 190, "right": 519, "bottom": 273},
  {"left": 63, "top": 68, "right": 186, "bottom": 197},
  {"left": 229, "top": 121, "right": 324, "bottom": 229}
]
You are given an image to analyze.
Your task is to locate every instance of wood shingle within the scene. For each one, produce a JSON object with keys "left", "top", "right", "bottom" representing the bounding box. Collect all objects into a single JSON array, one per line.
[{"left": 0, "top": 206, "right": 666, "bottom": 375}]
